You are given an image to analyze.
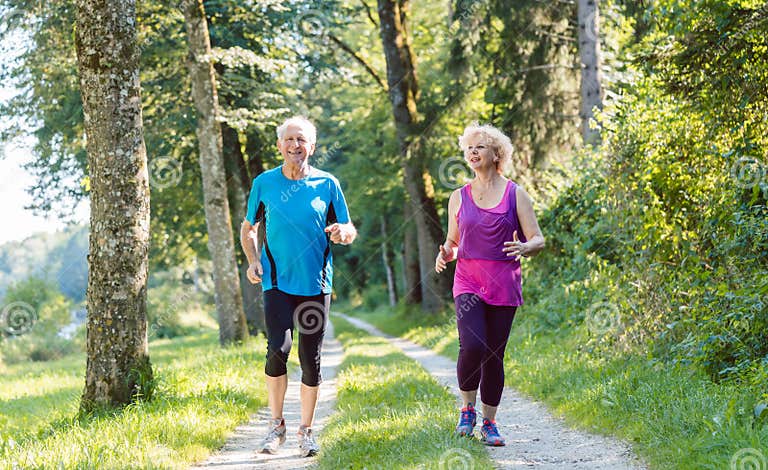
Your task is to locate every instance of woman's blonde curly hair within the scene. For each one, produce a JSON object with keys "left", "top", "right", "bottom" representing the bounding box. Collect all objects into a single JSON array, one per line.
[{"left": 458, "top": 123, "right": 514, "bottom": 174}]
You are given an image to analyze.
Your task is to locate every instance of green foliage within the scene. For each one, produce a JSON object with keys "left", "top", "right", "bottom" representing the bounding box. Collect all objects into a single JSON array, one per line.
[
  {"left": 2, "top": 276, "right": 59, "bottom": 315},
  {"left": 1, "top": 276, "right": 80, "bottom": 364},
  {"left": 496, "top": 0, "right": 768, "bottom": 383},
  {"left": 0, "top": 226, "right": 87, "bottom": 302}
]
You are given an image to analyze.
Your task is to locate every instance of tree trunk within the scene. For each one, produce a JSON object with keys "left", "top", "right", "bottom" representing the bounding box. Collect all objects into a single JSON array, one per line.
[
  {"left": 183, "top": 0, "right": 247, "bottom": 344},
  {"left": 245, "top": 133, "right": 265, "bottom": 184},
  {"left": 380, "top": 215, "right": 398, "bottom": 307},
  {"left": 75, "top": 0, "right": 153, "bottom": 412},
  {"left": 377, "top": 0, "right": 448, "bottom": 313},
  {"left": 403, "top": 201, "right": 422, "bottom": 305},
  {"left": 222, "top": 123, "right": 265, "bottom": 335},
  {"left": 577, "top": 0, "right": 604, "bottom": 145}
]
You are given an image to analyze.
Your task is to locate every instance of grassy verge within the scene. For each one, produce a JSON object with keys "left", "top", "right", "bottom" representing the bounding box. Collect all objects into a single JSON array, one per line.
[
  {"left": 317, "top": 315, "right": 493, "bottom": 470},
  {"left": 0, "top": 330, "right": 268, "bottom": 469},
  {"left": 345, "top": 304, "right": 768, "bottom": 469}
]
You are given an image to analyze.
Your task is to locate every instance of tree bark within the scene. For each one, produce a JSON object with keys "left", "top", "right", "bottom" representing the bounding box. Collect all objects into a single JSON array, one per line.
[
  {"left": 577, "top": 0, "right": 604, "bottom": 145},
  {"left": 222, "top": 123, "right": 265, "bottom": 335},
  {"left": 183, "top": 0, "right": 247, "bottom": 344},
  {"left": 380, "top": 215, "right": 398, "bottom": 306},
  {"left": 377, "top": 0, "right": 448, "bottom": 313},
  {"left": 403, "top": 201, "right": 422, "bottom": 305},
  {"left": 75, "top": 0, "right": 153, "bottom": 412}
]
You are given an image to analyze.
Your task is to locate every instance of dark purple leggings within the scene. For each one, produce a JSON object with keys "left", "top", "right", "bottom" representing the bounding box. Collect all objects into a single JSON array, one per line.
[{"left": 455, "top": 293, "right": 517, "bottom": 407}]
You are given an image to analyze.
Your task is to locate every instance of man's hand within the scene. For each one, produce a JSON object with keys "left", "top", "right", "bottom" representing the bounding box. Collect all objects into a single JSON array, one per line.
[
  {"left": 246, "top": 260, "right": 263, "bottom": 284},
  {"left": 324, "top": 223, "right": 354, "bottom": 244}
]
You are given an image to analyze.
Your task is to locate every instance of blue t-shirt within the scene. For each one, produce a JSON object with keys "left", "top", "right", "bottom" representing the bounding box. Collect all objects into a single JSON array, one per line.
[{"left": 245, "top": 165, "right": 350, "bottom": 296}]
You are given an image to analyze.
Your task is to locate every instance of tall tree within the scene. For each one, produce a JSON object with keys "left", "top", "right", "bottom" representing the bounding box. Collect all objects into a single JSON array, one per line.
[
  {"left": 221, "top": 123, "right": 266, "bottom": 335},
  {"left": 377, "top": 0, "right": 448, "bottom": 313},
  {"left": 75, "top": 0, "right": 153, "bottom": 411},
  {"left": 182, "top": 0, "right": 247, "bottom": 344},
  {"left": 577, "top": 0, "right": 604, "bottom": 145}
]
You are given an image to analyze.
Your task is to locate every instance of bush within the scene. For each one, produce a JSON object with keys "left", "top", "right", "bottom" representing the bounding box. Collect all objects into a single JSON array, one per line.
[
  {"left": 521, "top": 72, "right": 767, "bottom": 383},
  {"left": 1, "top": 280, "right": 81, "bottom": 363}
]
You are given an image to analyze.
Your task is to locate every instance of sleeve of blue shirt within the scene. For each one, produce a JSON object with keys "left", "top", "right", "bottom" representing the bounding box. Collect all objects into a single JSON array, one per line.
[
  {"left": 330, "top": 176, "right": 350, "bottom": 224},
  {"left": 245, "top": 177, "right": 262, "bottom": 224}
]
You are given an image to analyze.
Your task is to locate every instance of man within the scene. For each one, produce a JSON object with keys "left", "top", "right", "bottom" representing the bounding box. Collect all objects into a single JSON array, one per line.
[{"left": 239, "top": 116, "right": 357, "bottom": 457}]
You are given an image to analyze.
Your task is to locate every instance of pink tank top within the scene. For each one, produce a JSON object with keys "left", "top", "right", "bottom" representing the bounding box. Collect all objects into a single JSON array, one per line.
[{"left": 453, "top": 180, "right": 525, "bottom": 306}]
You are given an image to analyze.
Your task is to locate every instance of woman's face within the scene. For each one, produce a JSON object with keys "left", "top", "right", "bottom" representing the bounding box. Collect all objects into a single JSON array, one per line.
[
  {"left": 277, "top": 124, "right": 315, "bottom": 166},
  {"left": 463, "top": 133, "right": 497, "bottom": 171}
]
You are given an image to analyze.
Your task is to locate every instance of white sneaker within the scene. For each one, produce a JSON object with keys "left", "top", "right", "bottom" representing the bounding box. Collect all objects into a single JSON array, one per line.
[
  {"left": 298, "top": 425, "right": 319, "bottom": 457},
  {"left": 259, "top": 417, "right": 286, "bottom": 454}
]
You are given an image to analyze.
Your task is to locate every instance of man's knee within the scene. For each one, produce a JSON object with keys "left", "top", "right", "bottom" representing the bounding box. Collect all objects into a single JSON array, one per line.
[
  {"left": 265, "top": 347, "right": 289, "bottom": 377},
  {"left": 300, "top": 365, "right": 322, "bottom": 386}
]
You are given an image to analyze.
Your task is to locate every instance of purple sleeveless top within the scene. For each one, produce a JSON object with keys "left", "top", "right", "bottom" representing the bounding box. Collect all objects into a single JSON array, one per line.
[{"left": 453, "top": 180, "right": 525, "bottom": 306}]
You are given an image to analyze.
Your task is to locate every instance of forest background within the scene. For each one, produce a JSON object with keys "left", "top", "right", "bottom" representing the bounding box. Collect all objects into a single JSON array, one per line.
[{"left": 0, "top": 0, "right": 766, "bottom": 468}]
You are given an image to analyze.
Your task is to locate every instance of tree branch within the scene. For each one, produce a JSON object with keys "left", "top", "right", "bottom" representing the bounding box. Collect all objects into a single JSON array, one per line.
[
  {"left": 515, "top": 63, "right": 581, "bottom": 73},
  {"left": 360, "top": 0, "right": 378, "bottom": 27},
  {"left": 327, "top": 33, "right": 387, "bottom": 91},
  {"left": 535, "top": 29, "right": 577, "bottom": 42}
]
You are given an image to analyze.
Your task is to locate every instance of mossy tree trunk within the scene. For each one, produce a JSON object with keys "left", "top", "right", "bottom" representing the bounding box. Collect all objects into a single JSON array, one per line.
[{"left": 75, "top": 0, "right": 153, "bottom": 412}]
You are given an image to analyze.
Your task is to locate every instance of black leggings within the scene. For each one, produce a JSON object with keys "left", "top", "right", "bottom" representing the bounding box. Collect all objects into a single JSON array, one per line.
[
  {"left": 455, "top": 293, "right": 516, "bottom": 407},
  {"left": 263, "top": 289, "right": 329, "bottom": 386}
]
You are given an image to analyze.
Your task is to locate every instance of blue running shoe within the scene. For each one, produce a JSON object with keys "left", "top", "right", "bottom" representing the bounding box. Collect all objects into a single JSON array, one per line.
[
  {"left": 455, "top": 403, "right": 477, "bottom": 437},
  {"left": 480, "top": 418, "right": 505, "bottom": 446}
]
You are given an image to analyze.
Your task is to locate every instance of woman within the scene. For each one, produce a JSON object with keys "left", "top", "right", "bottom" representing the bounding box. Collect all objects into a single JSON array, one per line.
[
  {"left": 435, "top": 123, "right": 545, "bottom": 446},
  {"left": 240, "top": 116, "right": 357, "bottom": 457}
]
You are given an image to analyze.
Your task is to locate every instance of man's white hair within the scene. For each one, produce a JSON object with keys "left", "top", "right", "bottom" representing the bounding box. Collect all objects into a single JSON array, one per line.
[{"left": 276, "top": 116, "right": 317, "bottom": 144}]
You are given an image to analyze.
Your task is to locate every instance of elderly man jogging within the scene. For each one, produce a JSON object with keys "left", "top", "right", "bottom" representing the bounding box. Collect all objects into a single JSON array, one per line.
[{"left": 240, "top": 116, "right": 357, "bottom": 457}]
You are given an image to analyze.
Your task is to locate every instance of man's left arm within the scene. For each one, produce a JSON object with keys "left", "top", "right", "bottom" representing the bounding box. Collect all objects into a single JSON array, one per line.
[
  {"left": 326, "top": 177, "right": 356, "bottom": 245},
  {"left": 325, "top": 222, "right": 357, "bottom": 245}
]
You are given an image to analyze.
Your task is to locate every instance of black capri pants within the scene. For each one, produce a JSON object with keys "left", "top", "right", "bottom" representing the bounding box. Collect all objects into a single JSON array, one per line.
[{"left": 263, "top": 288, "right": 330, "bottom": 386}]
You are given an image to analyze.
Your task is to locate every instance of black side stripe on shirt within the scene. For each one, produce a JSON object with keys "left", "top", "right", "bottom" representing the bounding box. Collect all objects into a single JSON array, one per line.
[
  {"left": 321, "top": 202, "right": 336, "bottom": 290},
  {"left": 254, "top": 201, "right": 265, "bottom": 223},
  {"left": 262, "top": 206, "right": 278, "bottom": 288}
]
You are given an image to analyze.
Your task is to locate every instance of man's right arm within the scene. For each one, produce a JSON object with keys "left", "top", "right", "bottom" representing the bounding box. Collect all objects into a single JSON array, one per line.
[{"left": 240, "top": 219, "right": 263, "bottom": 284}]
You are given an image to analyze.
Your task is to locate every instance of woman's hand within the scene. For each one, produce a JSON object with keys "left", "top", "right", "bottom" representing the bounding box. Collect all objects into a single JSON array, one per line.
[
  {"left": 503, "top": 230, "right": 528, "bottom": 261},
  {"left": 435, "top": 244, "right": 456, "bottom": 273}
]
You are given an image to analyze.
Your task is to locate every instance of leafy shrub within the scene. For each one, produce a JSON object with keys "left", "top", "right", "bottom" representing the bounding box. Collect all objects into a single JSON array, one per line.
[
  {"left": 0, "top": 277, "right": 81, "bottom": 363},
  {"left": 523, "top": 64, "right": 767, "bottom": 382}
]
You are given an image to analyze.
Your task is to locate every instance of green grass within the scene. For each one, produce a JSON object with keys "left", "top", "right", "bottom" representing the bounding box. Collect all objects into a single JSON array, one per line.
[
  {"left": 346, "top": 304, "right": 768, "bottom": 469},
  {"left": 0, "top": 331, "right": 268, "bottom": 469},
  {"left": 317, "top": 315, "right": 494, "bottom": 470}
]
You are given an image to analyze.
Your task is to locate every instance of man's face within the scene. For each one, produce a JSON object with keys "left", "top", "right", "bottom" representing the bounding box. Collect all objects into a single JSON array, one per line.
[{"left": 277, "top": 124, "right": 315, "bottom": 166}]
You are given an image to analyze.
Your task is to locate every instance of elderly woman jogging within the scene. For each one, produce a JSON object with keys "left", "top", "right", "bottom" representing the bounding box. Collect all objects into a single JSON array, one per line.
[{"left": 435, "top": 123, "right": 545, "bottom": 446}]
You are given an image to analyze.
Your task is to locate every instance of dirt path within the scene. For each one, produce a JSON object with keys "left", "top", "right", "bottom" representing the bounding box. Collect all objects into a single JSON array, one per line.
[
  {"left": 189, "top": 320, "right": 342, "bottom": 469},
  {"left": 336, "top": 313, "right": 646, "bottom": 470}
]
